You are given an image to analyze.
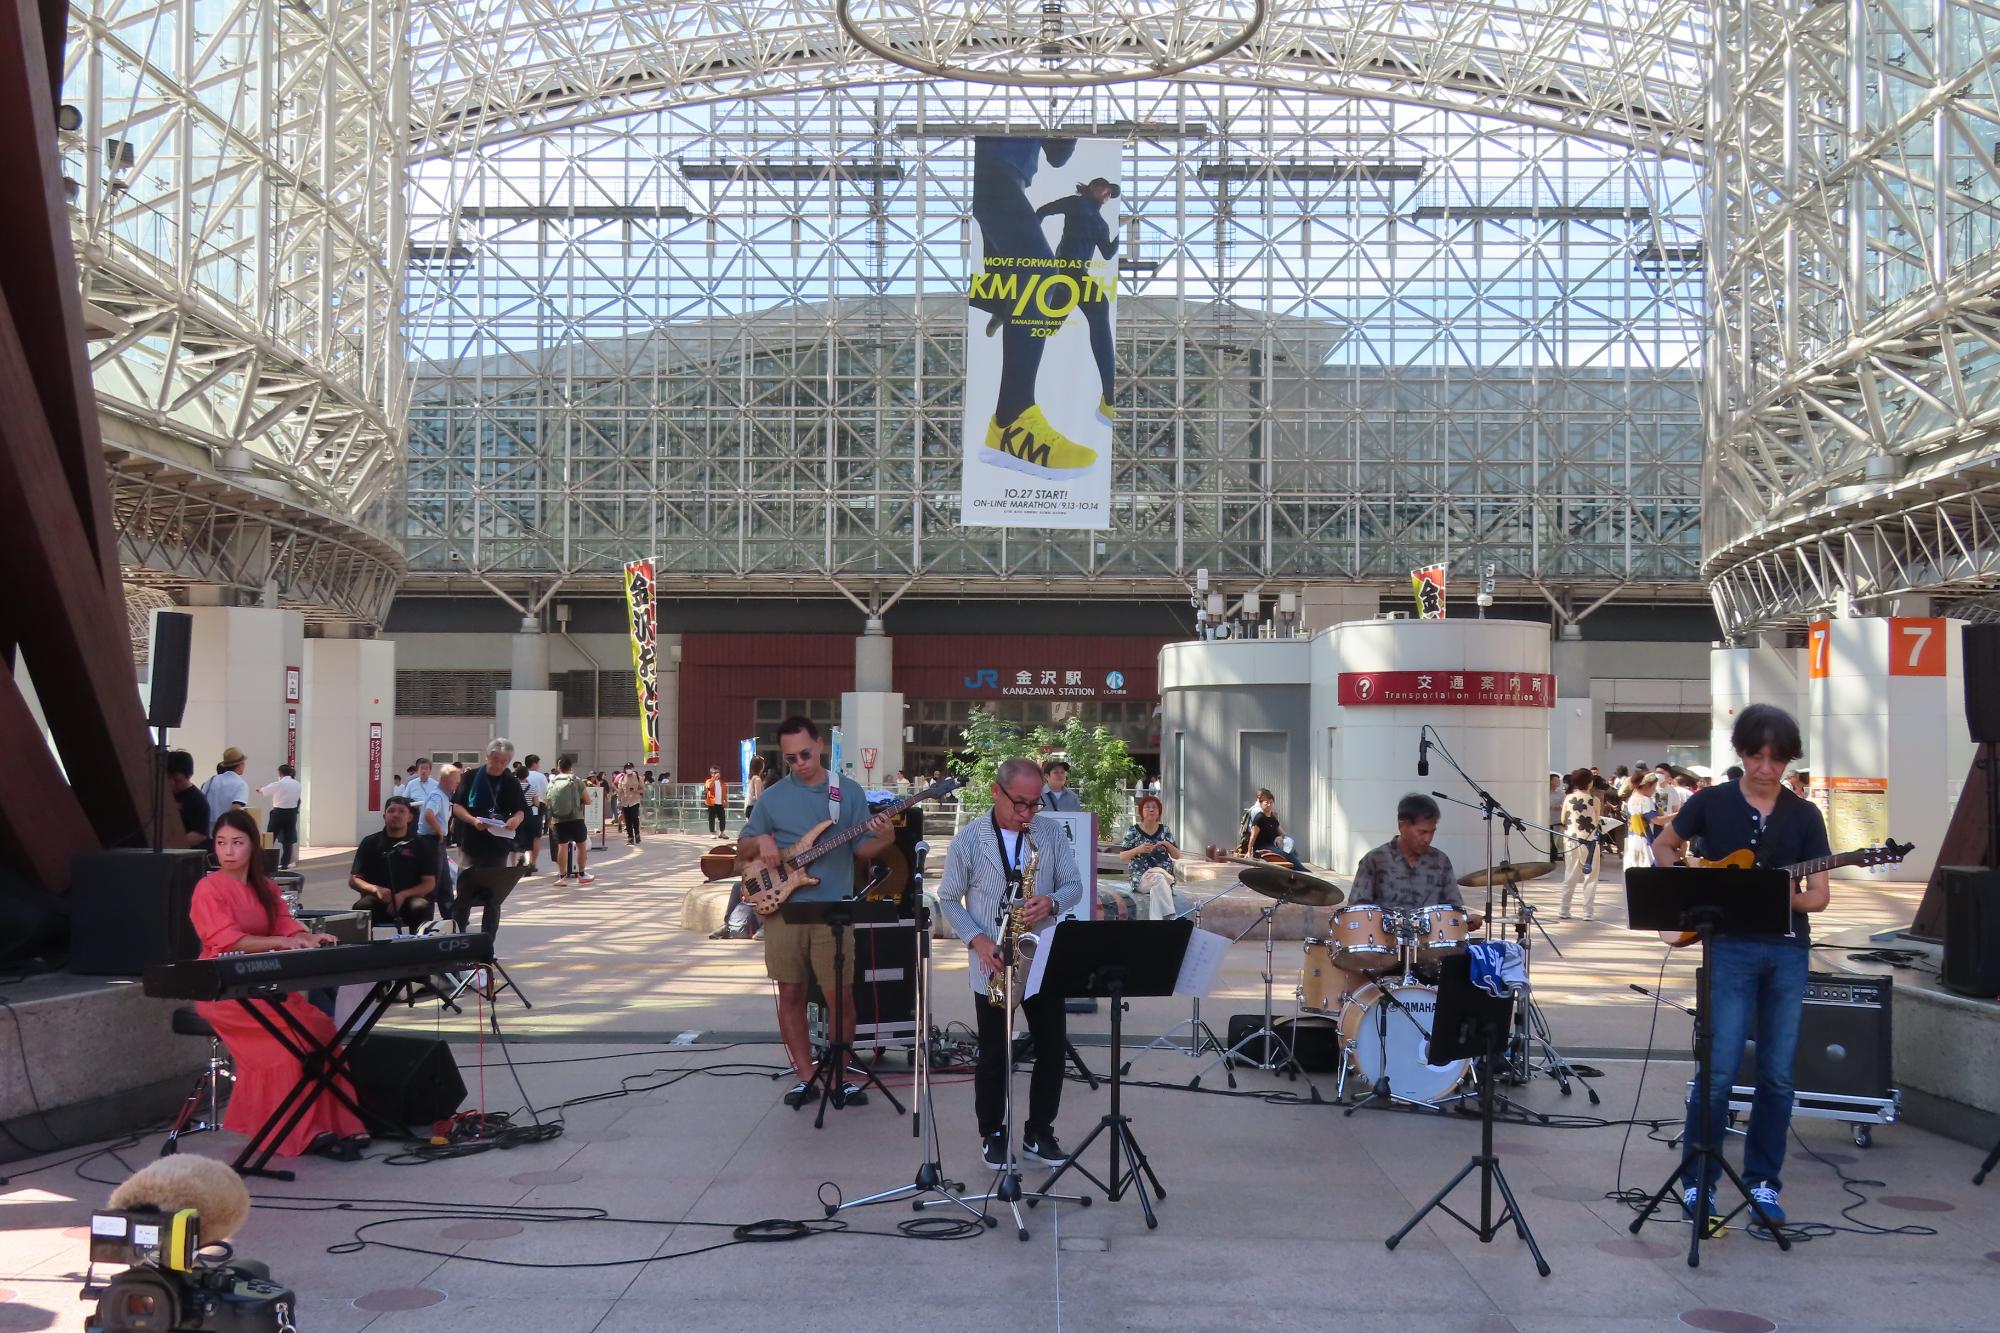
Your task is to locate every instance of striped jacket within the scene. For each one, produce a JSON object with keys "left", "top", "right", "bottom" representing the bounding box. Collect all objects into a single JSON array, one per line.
[{"left": 936, "top": 812, "right": 1087, "bottom": 953}]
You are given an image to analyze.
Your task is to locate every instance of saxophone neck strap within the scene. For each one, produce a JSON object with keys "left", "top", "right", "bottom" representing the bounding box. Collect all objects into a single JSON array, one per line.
[{"left": 989, "top": 809, "right": 1027, "bottom": 889}]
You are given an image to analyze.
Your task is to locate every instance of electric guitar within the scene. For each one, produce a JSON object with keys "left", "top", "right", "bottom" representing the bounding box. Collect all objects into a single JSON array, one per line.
[
  {"left": 1657, "top": 838, "right": 1913, "bottom": 946},
  {"left": 740, "top": 776, "right": 963, "bottom": 917}
]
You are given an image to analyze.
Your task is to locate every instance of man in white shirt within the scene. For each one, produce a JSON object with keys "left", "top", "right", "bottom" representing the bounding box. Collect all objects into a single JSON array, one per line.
[
  {"left": 401, "top": 756, "right": 438, "bottom": 805},
  {"left": 256, "top": 763, "right": 303, "bottom": 868},
  {"left": 203, "top": 747, "right": 251, "bottom": 817},
  {"left": 520, "top": 753, "right": 550, "bottom": 873}
]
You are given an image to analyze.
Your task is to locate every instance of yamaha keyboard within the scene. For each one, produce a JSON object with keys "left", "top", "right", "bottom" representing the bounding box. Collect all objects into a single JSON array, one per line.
[{"left": 143, "top": 933, "right": 495, "bottom": 1001}]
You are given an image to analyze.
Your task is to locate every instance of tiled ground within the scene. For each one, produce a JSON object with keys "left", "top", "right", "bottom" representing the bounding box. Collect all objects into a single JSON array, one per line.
[{"left": 3, "top": 834, "right": 1989, "bottom": 1333}]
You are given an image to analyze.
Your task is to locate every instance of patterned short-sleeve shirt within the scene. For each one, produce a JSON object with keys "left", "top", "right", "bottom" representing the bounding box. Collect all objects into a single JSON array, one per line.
[{"left": 1350, "top": 839, "right": 1462, "bottom": 911}]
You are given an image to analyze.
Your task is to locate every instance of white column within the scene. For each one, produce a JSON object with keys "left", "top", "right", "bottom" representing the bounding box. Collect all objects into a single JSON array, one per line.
[
  {"left": 1710, "top": 634, "right": 1805, "bottom": 775},
  {"left": 171, "top": 606, "right": 304, "bottom": 830},
  {"left": 1807, "top": 616, "right": 1971, "bottom": 881},
  {"left": 300, "top": 638, "right": 397, "bottom": 849},
  {"left": 840, "top": 622, "right": 902, "bottom": 783},
  {"left": 495, "top": 691, "right": 560, "bottom": 770}
]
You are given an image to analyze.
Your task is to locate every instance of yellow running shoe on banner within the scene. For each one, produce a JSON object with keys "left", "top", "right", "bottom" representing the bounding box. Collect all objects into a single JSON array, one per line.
[{"left": 981, "top": 403, "right": 1099, "bottom": 478}]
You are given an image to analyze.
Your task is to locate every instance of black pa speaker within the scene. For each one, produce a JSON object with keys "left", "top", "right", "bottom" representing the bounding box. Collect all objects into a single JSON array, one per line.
[
  {"left": 0, "top": 869, "right": 71, "bottom": 965},
  {"left": 1941, "top": 865, "right": 2000, "bottom": 997},
  {"left": 1966, "top": 624, "right": 2000, "bottom": 745},
  {"left": 147, "top": 611, "right": 193, "bottom": 730},
  {"left": 1733, "top": 972, "right": 1894, "bottom": 1100},
  {"left": 346, "top": 1033, "right": 466, "bottom": 1128},
  {"left": 67, "top": 849, "right": 207, "bottom": 975}
]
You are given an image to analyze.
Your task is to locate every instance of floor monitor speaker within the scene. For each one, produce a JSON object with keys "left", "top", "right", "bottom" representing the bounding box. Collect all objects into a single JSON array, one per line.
[
  {"left": 1941, "top": 865, "right": 2000, "bottom": 997},
  {"left": 347, "top": 1033, "right": 467, "bottom": 1128}
]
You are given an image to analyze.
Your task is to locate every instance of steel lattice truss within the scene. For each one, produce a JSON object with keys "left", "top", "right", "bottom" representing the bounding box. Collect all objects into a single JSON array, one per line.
[
  {"left": 62, "top": 0, "right": 405, "bottom": 625},
  {"left": 1705, "top": 0, "right": 2000, "bottom": 633},
  {"left": 404, "top": 80, "right": 1708, "bottom": 605}
]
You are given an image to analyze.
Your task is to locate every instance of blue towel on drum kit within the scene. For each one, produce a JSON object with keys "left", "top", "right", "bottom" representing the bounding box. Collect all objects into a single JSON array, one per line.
[{"left": 1466, "top": 940, "right": 1527, "bottom": 998}]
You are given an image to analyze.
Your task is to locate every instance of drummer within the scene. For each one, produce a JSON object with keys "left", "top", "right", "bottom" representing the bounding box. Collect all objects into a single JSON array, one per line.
[{"left": 1336, "top": 794, "right": 1483, "bottom": 990}]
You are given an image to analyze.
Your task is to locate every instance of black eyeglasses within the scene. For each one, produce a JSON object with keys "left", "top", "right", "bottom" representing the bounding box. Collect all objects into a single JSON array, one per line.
[
  {"left": 781, "top": 749, "right": 817, "bottom": 765},
  {"left": 999, "top": 792, "right": 1040, "bottom": 812}
]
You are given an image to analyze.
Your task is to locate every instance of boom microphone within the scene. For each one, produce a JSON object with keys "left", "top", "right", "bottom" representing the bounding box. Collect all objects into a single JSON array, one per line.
[
  {"left": 1417, "top": 733, "right": 1430, "bottom": 777},
  {"left": 107, "top": 1154, "right": 252, "bottom": 1244}
]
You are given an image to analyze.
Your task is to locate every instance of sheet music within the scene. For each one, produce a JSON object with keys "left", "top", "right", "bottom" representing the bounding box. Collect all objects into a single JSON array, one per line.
[
  {"left": 1021, "top": 922, "right": 1058, "bottom": 999},
  {"left": 1173, "top": 928, "right": 1229, "bottom": 998}
]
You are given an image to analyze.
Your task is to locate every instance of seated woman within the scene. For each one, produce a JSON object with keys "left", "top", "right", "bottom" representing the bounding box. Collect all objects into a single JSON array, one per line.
[
  {"left": 1119, "top": 795, "right": 1184, "bottom": 920},
  {"left": 1247, "top": 789, "right": 1305, "bottom": 870},
  {"left": 190, "top": 809, "right": 368, "bottom": 1160}
]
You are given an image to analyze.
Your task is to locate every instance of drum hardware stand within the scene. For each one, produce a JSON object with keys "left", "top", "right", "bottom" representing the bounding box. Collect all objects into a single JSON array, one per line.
[
  {"left": 1386, "top": 963, "right": 1550, "bottom": 1277},
  {"left": 1144, "top": 886, "right": 1233, "bottom": 1060},
  {"left": 828, "top": 906, "right": 987, "bottom": 1225},
  {"left": 925, "top": 905, "right": 1086, "bottom": 1241},
  {"left": 1623, "top": 872, "right": 1793, "bottom": 1267},
  {"left": 1190, "top": 900, "right": 1301, "bottom": 1091},
  {"left": 1499, "top": 901, "right": 1600, "bottom": 1105}
]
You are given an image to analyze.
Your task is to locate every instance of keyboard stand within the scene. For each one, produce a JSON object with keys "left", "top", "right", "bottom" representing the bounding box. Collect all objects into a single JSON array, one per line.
[{"left": 229, "top": 979, "right": 403, "bottom": 1181}]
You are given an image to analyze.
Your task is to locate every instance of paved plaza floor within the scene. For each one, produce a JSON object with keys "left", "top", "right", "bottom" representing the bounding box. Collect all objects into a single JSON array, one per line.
[{"left": 3, "top": 834, "right": 1993, "bottom": 1333}]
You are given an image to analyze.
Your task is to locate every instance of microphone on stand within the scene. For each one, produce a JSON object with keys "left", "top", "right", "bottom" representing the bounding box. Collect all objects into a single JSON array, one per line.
[{"left": 1417, "top": 733, "right": 1430, "bottom": 777}]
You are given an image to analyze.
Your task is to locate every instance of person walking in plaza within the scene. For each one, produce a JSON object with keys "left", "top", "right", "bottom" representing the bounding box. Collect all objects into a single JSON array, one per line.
[
  {"left": 1555, "top": 768, "right": 1602, "bottom": 920},
  {"left": 256, "top": 764, "right": 302, "bottom": 868},
  {"left": 704, "top": 766, "right": 729, "bottom": 835},
  {"left": 519, "top": 753, "right": 549, "bottom": 873},
  {"left": 203, "top": 747, "right": 250, "bottom": 815},
  {"left": 401, "top": 757, "right": 438, "bottom": 806},
  {"left": 546, "top": 757, "right": 594, "bottom": 885},
  {"left": 616, "top": 763, "right": 645, "bottom": 845}
]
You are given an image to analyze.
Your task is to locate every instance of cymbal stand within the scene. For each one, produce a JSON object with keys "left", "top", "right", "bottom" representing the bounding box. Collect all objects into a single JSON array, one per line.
[
  {"left": 1189, "top": 899, "right": 1315, "bottom": 1094},
  {"left": 1144, "top": 885, "right": 1233, "bottom": 1059}
]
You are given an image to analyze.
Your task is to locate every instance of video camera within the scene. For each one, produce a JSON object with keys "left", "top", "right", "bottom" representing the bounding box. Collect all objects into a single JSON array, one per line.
[{"left": 81, "top": 1157, "right": 295, "bottom": 1333}]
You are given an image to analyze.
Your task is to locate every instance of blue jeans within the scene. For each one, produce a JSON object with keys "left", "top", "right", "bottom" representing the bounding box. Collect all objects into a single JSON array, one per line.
[{"left": 1681, "top": 935, "right": 1808, "bottom": 1193}]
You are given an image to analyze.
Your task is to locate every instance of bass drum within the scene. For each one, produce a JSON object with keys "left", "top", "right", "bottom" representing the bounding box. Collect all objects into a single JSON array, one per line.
[{"left": 1337, "top": 980, "right": 1470, "bottom": 1103}]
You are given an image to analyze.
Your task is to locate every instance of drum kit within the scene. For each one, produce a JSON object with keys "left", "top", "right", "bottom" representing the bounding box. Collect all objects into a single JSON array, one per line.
[{"left": 1303, "top": 901, "right": 1477, "bottom": 1106}]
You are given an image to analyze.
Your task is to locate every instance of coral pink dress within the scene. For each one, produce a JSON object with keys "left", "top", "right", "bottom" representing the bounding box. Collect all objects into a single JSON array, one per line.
[{"left": 190, "top": 871, "right": 366, "bottom": 1156}]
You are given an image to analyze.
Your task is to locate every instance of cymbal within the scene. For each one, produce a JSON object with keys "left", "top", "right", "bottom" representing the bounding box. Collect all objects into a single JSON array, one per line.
[
  {"left": 1456, "top": 861, "right": 1556, "bottom": 888},
  {"left": 1238, "top": 864, "right": 1345, "bottom": 908}
]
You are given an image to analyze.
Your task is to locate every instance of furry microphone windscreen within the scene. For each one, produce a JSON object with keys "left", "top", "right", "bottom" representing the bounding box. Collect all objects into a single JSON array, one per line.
[{"left": 108, "top": 1155, "right": 252, "bottom": 1243}]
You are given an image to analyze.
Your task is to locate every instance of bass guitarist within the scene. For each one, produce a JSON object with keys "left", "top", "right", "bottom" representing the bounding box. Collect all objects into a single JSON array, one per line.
[
  {"left": 737, "top": 716, "right": 893, "bottom": 1109},
  {"left": 1650, "top": 703, "right": 1830, "bottom": 1231}
]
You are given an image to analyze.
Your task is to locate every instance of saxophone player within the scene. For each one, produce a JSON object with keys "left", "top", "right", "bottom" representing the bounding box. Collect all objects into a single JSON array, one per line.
[{"left": 937, "top": 756, "right": 1086, "bottom": 1170}]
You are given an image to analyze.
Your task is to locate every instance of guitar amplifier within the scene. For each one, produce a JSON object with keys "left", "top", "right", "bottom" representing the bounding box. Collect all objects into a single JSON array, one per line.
[
  {"left": 1731, "top": 971, "right": 1893, "bottom": 1101},
  {"left": 850, "top": 917, "right": 918, "bottom": 1049}
]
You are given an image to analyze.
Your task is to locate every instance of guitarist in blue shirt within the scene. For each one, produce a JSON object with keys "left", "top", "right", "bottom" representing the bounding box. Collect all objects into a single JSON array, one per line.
[
  {"left": 1651, "top": 703, "right": 1831, "bottom": 1231},
  {"left": 737, "top": 716, "right": 894, "bottom": 1109}
]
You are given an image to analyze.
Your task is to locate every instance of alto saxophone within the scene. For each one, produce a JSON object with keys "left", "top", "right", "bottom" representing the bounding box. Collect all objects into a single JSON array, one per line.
[{"left": 987, "top": 842, "right": 1041, "bottom": 1008}]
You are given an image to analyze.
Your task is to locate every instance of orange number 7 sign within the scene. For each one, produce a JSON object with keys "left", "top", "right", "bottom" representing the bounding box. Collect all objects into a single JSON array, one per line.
[
  {"left": 1807, "top": 621, "right": 1830, "bottom": 679},
  {"left": 1888, "top": 617, "right": 1946, "bottom": 676}
]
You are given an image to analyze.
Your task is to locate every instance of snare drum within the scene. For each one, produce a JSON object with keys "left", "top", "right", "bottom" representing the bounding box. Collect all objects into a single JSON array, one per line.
[
  {"left": 1329, "top": 905, "right": 1400, "bottom": 969},
  {"left": 1300, "top": 938, "right": 1344, "bottom": 1014},
  {"left": 1410, "top": 905, "right": 1468, "bottom": 961}
]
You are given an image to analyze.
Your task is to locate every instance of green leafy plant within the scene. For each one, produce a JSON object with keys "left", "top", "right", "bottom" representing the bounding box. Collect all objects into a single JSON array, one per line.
[
  {"left": 1028, "top": 715, "right": 1143, "bottom": 829},
  {"left": 948, "top": 707, "right": 1025, "bottom": 816}
]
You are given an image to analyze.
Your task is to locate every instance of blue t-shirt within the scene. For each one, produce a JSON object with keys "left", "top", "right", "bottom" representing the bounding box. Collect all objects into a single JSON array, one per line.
[
  {"left": 740, "top": 771, "right": 869, "bottom": 902},
  {"left": 1670, "top": 782, "right": 1831, "bottom": 945}
]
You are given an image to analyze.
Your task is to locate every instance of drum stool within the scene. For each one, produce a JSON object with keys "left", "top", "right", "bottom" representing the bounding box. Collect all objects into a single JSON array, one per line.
[{"left": 160, "top": 1007, "right": 234, "bottom": 1157}]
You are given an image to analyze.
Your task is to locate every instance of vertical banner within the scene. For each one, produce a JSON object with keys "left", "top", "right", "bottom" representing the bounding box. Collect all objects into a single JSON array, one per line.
[
  {"left": 961, "top": 136, "right": 1121, "bottom": 529},
  {"left": 1410, "top": 564, "right": 1448, "bottom": 619},
  {"left": 286, "top": 708, "right": 299, "bottom": 767},
  {"left": 831, "top": 726, "right": 844, "bottom": 778},
  {"left": 739, "top": 738, "right": 755, "bottom": 794},
  {"left": 622, "top": 559, "right": 661, "bottom": 764},
  {"left": 367, "top": 722, "right": 383, "bottom": 813}
]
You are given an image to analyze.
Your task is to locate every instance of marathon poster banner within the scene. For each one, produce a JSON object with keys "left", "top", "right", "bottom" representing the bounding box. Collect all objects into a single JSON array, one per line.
[
  {"left": 622, "top": 559, "right": 661, "bottom": 764},
  {"left": 1410, "top": 564, "right": 1447, "bottom": 619},
  {"left": 1338, "top": 671, "right": 1555, "bottom": 708},
  {"left": 960, "top": 136, "right": 1120, "bottom": 530}
]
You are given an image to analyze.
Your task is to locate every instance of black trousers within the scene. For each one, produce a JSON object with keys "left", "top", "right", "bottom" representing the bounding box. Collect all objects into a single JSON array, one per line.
[
  {"left": 266, "top": 807, "right": 299, "bottom": 867},
  {"left": 706, "top": 803, "right": 726, "bottom": 834},
  {"left": 621, "top": 804, "right": 642, "bottom": 841},
  {"left": 358, "top": 894, "right": 434, "bottom": 933},
  {"left": 974, "top": 988, "right": 1066, "bottom": 1139},
  {"left": 451, "top": 864, "right": 518, "bottom": 936}
]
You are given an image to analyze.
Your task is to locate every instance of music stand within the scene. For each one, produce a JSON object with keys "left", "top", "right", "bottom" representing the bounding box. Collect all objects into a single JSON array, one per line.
[
  {"left": 1030, "top": 919, "right": 1192, "bottom": 1230},
  {"left": 778, "top": 898, "right": 906, "bottom": 1128},
  {"left": 1623, "top": 865, "right": 1794, "bottom": 1267},
  {"left": 1385, "top": 954, "right": 1549, "bottom": 1275},
  {"left": 444, "top": 864, "right": 532, "bottom": 1019}
]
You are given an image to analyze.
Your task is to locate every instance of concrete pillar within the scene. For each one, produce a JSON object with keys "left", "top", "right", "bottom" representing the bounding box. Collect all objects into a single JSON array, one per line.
[
  {"left": 510, "top": 618, "right": 549, "bottom": 691},
  {"left": 840, "top": 620, "right": 903, "bottom": 785},
  {"left": 1549, "top": 628, "right": 1591, "bottom": 773},
  {"left": 171, "top": 605, "right": 304, "bottom": 831},
  {"left": 495, "top": 691, "right": 560, "bottom": 773},
  {"left": 1710, "top": 634, "right": 1805, "bottom": 775},
  {"left": 1806, "top": 616, "right": 1972, "bottom": 881},
  {"left": 300, "top": 638, "right": 396, "bottom": 849}
]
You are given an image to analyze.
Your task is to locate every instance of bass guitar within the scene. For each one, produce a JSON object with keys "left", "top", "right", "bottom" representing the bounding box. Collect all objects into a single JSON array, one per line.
[
  {"left": 1657, "top": 838, "right": 1912, "bottom": 946},
  {"left": 741, "top": 776, "right": 963, "bottom": 917}
]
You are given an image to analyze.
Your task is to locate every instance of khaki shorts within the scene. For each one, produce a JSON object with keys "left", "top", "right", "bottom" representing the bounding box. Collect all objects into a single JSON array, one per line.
[{"left": 761, "top": 913, "right": 850, "bottom": 993}]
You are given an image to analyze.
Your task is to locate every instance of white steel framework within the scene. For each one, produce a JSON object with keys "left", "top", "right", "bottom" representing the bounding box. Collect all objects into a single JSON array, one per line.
[
  {"left": 63, "top": 0, "right": 406, "bottom": 626},
  {"left": 1705, "top": 0, "right": 2000, "bottom": 633},
  {"left": 403, "top": 79, "right": 1709, "bottom": 608}
]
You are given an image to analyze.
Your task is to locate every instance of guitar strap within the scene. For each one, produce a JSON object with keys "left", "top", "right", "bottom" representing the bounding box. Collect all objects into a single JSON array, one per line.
[{"left": 1749, "top": 787, "right": 1801, "bottom": 870}]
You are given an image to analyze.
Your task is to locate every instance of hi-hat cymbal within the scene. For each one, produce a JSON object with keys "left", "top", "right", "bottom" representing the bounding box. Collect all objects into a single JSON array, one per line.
[
  {"left": 1238, "top": 864, "right": 1345, "bottom": 908},
  {"left": 1456, "top": 861, "right": 1556, "bottom": 888}
]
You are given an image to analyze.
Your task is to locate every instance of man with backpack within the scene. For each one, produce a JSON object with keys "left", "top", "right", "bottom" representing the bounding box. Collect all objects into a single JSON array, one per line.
[{"left": 547, "top": 757, "right": 594, "bottom": 884}]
